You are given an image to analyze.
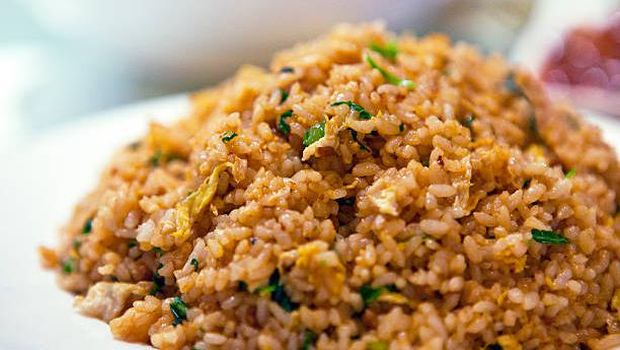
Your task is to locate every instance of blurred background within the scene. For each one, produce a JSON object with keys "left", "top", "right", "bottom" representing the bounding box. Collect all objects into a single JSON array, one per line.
[{"left": 1, "top": 0, "right": 620, "bottom": 157}]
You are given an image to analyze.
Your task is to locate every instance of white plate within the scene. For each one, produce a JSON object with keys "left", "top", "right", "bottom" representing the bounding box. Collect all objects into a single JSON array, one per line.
[
  {"left": 0, "top": 95, "right": 188, "bottom": 350},
  {"left": 1, "top": 95, "right": 619, "bottom": 349}
]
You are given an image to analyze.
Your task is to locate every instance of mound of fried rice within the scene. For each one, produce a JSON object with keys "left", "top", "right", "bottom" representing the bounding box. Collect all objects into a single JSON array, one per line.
[{"left": 40, "top": 23, "right": 620, "bottom": 350}]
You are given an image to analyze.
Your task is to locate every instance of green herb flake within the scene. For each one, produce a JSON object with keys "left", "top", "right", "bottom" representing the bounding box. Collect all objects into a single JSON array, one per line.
[
  {"left": 365, "top": 54, "right": 415, "bottom": 89},
  {"left": 61, "top": 257, "right": 76, "bottom": 274},
  {"left": 150, "top": 264, "right": 165, "bottom": 295},
  {"left": 366, "top": 340, "right": 388, "bottom": 350},
  {"left": 486, "top": 343, "right": 503, "bottom": 350},
  {"left": 169, "top": 296, "right": 188, "bottom": 326},
  {"left": 531, "top": 229, "right": 569, "bottom": 245},
  {"left": 349, "top": 129, "right": 369, "bottom": 152},
  {"left": 360, "top": 284, "right": 385, "bottom": 307},
  {"left": 461, "top": 114, "right": 475, "bottom": 128},
  {"left": 280, "top": 66, "right": 295, "bottom": 74},
  {"left": 127, "top": 239, "right": 137, "bottom": 248},
  {"left": 302, "top": 121, "right": 326, "bottom": 148},
  {"left": 149, "top": 150, "right": 183, "bottom": 167},
  {"left": 190, "top": 258, "right": 199, "bottom": 271},
  {"left": 149, "top": 150, "right": 163, "bottom": 167},
  {"left": 279, "top": 88, "right": 289, "bottom": 104},
  {"left": 336, "top": 197, "right": 355, "bottom": 206},
  {"left": 255, "top": 269, "right": 298, "bottom": 312},
  {"left": 565, "top": 168, "right": 577, "bottom": 179},
  {"left": 302, "top": 330, "right": 318, "bottom": 350},
  {"left": 369, "top": 41, "right": 398, "bottom": 60},
  {"left": 522, "top": 178, "right": 531, "bottom": 189},
  {"left": 152, "top": 247, "right": 163, "bottom": 257},
  {"left": 399, "top": 123, "right": 405, "bottom": 132},
  {"left": 278, "top": 110, "right": 294, "bottom": 135},
  {"left": 82, "top": 218, "right": 93, "bottom": 235},
  {"left": 72, "top": 239, "right": 82, "bottom": 251},
  {"left": 221, "top": 131, "right": 238, "bottom": 143},
  {"left": 331, "top": 101, "right": 373, "bottom": 120}
]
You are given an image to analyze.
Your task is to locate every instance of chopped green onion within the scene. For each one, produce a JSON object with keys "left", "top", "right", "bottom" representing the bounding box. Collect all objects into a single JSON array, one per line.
[
  {"left": 279, "top": 88, "right": 289, "bottom": 104},
  {"left": 170, "top": 296, "right": 188, "bottom": 326},
  {"left": 61, "top": 257, "right": 76, "bottom": 274},
  {"left": 82, "top": 218, "right": 93, "bottom": 234},
  {"left": 331, "top": 101, "right": 372, "bottom": 120},
  {"left": 369, "top": 41, "right": 398, "bottom": 60},
  {"left": 150, "top": 264, "right": 165, "bottom": 295},
  {"left": 255, "top": 269, "right": 298, "bottom": 312},
  {"left": 360, "top": 284, "right": 388, "bottom": 307},
  {"left": 531, "top": 229, "right": 569, "bottom": 245},
  {"left": 365, "top": 54, "right": 415, "bottom": 89},
  {"left": 302, "top": 121, "right": 326, "bottom": 148},
  {"left": 565, "top": 168, "right": 576, "bottom": 179},
  {"left": 221, "top": 131, "right": 238, "bottom": 143},
  {"left": 190, "top": 258, "right": 199, "bottom": 271},
  {"left": 278, "top": 110, "right": 293, "bottom": 135},
  {"left": 366, "top": 340, "right": 388, "bottom": 350},
  {"left": 301, "top": 330, "right": 317, "bottom": 350}
]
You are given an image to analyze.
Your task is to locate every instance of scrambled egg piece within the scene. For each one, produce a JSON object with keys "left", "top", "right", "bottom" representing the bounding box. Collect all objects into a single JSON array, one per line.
[
  {"left": 497, "top": 335, "right": 522, "bottom": 350},
  {"left": 371, "top": 187, "right": 399, "bottom": 216},
  {"left": 295, "top": 241, "right": 345, "bottom": 295},
  {"left": 172, "top": 162, "right": 232, "bottom": 242},
  {"left": 526, "top": 144, "right": 546, "bottom": 162}
]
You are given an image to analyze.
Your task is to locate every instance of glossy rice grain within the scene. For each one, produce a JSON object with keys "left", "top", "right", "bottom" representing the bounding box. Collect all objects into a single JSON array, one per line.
[{"left": 40, "top": 23, "right": 620, "bottom": 350}]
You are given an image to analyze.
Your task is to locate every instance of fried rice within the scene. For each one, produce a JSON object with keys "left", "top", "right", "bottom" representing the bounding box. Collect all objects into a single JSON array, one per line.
[{"left": 39, "top": 23, "right": 620, "bottom": 350}]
